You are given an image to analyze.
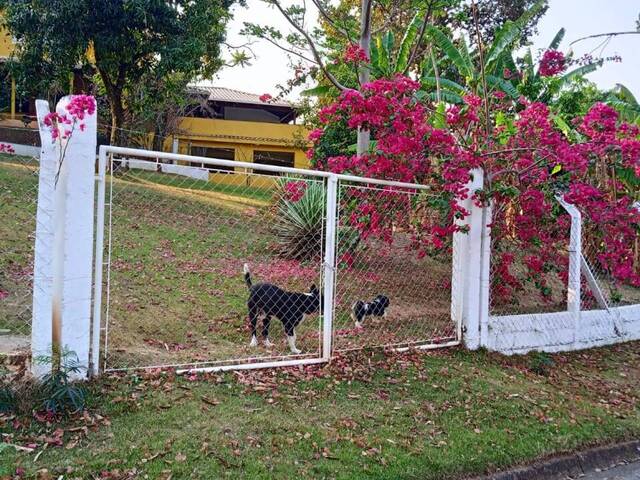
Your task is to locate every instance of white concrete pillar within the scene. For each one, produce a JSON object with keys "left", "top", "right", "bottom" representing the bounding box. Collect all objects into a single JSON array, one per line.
[
  {"left": 31, "top": 100, "right": 57, "bottom": 377},
  {"left": 451, "top": 168, "right": 487, "bottom": 350},
  {"left": 31, "top": 96, "right": 97, "bottom": 379},
  {"left": 556, "top": 196, "right": 582, "bottom": 315},
  {"left": 478, "top": 202, "right": 492, "bottom": 347}
]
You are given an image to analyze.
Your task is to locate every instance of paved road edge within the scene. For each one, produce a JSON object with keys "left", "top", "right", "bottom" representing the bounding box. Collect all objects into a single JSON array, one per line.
[{"left": 470, "top": 440, "right": 640, "bottom": 480}]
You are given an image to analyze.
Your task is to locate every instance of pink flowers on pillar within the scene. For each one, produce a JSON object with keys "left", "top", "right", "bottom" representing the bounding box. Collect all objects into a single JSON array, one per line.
[{"left": 42, "top": 95, "right": 96, "bottom": 142}]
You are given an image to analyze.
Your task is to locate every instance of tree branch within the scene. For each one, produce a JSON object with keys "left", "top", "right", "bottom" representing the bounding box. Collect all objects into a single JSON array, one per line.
[
  {"left": 570, "top": 30, "right": 640, "bottom": 46},
  {"left": 358, "top": 0, "right": 372, "bottom": 86},
  {"left": 270, "top": 0, "right": 348, "bottom": 91},
  {"left": 402, "top": 1, "right": 435, "bottom": 76},
  {"left": 310, "top": 0, "right": 350, "bottom": 38},
  {"left": 262, "top": 35, "right": 318, "bottom": 64}
]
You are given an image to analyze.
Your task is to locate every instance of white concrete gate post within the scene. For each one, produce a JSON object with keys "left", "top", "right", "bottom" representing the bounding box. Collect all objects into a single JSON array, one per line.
[
  {"left": 31, "top": 97, "right": 98, "bottom": 379},
  {"left": 451, "top": 168, "right": 491, "bottom": 350}
]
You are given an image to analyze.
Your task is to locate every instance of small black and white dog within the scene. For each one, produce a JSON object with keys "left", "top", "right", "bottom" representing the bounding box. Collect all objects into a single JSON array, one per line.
[
  {"left": 244, "top": 264, "right": 322, "bottom": 354},
  {"left": 351, "top": 295, "right": 390, "bottom": 328}
]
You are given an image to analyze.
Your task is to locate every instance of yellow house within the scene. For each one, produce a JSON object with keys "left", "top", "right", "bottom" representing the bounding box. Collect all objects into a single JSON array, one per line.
[{"left": 174, "top": 86, "right": 309, "bottom": 172}]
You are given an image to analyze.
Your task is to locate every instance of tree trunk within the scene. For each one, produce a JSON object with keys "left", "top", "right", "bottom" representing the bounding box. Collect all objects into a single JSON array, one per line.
[
  {"left": 109, "top": 91, "right": 125, "bottom": 146},
  {"left": 357, "top": 0, "right": 372, "bottom": 157}
]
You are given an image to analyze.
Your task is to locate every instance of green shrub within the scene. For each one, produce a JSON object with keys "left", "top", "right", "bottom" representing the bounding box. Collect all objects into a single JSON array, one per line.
[
  {"left": 1, "top": 349, "right": 88, "bottom": 416},
  {"left": 35, "top": 349, "right": 87, "bottom": 415},
  {"left": 528, "top": 351, "right": 555, "bottom": 376}
]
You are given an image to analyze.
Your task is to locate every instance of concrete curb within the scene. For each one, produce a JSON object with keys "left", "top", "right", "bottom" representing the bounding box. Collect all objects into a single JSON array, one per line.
[{"left": 471, "top": 440, "right": 640, "bottom": 480}]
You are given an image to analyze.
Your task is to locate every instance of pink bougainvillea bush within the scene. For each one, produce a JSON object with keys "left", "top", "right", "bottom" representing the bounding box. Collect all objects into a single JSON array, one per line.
[
  {"left": 308, "top": 75, "right": 640, "bottom": 303},
  {"left": 343, "top": 43, "right": 369, "bottom": 64}
]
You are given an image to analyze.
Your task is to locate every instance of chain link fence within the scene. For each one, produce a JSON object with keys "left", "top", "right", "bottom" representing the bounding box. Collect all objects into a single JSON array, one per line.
[
  {"left": 0, "top": 147, "right": 39, "bottom": 359},
  {"left": 489, "top": 202, "right": 571, "bottom": 317},
  {"left": 581, "top": 215, "right": 640, "bottom": 312},
  {"left": 98, "top": 147, "right": 461, "bottom": 371}
]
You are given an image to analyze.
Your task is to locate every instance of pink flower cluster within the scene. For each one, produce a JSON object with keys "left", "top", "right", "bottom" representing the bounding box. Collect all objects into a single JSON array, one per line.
[
  {"left": 343, "top": 44, "right": 369, "bottom": 64},
  {"left": 283, "top": 180, "right": 307, "bottom": 202},
  {"left": 259, "top": 93, "right": 273, "bottom": 103},
  {"left": 66, "top": 94, "right": 96, "bottom": 120},
  {"left": 43, "top": 95, "right": 96, "bottom": 141},
  {"left": 0, "top": 143, "right": 15, "bottom": 154},
  {"left": 312, "top": 76, "right": 479, "bottom": 251},
  {"left": 538, "top": 49, "right": 566, "bottom": 77}
]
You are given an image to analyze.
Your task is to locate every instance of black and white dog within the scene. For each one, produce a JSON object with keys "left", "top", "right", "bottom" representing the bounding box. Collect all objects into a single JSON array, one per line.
[
  {"left": 351, "top": 295, "right": 390, "bottom": 328},
  {"left": 244, "top": 264, "right": 322, "bottom": 354}
]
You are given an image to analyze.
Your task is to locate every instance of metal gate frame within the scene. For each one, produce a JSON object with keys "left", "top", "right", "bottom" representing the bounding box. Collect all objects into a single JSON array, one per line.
[{"left": 92, "top": 145, "right": 461, "bottom": 374}]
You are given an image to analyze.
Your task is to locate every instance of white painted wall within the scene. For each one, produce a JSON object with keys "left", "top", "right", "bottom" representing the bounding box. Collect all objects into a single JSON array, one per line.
[
  {"left": 120, "top": 158, "right": 209, "bottom": 181},
  {"left": 3, "top": 142, "right": 40, "bottom": 157},
  {"left": 486, "top": 306, "right": 640, "bottom": 355}
]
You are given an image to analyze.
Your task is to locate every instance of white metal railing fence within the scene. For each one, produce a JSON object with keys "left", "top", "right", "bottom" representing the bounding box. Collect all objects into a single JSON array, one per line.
[
  {"left": 13, "top": 134, "right": 640, "bottom": 375},
  {"left": 94, "top": 146, "right": 460, "bottom": 372}
]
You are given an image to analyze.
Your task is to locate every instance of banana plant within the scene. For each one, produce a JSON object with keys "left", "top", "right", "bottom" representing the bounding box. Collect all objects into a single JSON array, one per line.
[
  {"left": 301, "top": 7, "right": 429, "bottom": 97},
  {"left": 606, "top": 83, "right": 640, "bottom": 123},
  {"left": 421, "top": 1, "right": 605, "bottom": 106},
  {"left": 369, "top": 8, "right": 426, "bottom": 78}
]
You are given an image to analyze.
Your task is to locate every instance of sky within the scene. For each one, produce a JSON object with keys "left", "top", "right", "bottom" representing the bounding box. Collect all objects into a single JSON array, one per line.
[{"left": 213, "top": 0, "right": 640, "bottom": 100}]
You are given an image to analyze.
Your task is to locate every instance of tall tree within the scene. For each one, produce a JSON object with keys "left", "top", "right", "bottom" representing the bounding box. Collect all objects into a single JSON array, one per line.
[
  {"left": 0, "top": 0, "right": 237, "bottom": 144},
  {"left": 244, "top": 0, "right": 452, "bottom": 155},
  {"left": 450, "top": 0, "right": 548, "bottom": 48}
]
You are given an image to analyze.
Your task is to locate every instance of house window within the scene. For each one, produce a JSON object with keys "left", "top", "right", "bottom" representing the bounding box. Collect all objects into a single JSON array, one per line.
[
  {"left": 189, "top": 146, "right": 235, "bottom": 173},
  {"left": 253, "top": 150, "right": 295, "bottom": 175}
]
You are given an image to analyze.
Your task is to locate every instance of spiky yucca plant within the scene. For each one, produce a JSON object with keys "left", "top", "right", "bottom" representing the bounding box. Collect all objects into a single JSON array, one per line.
[
  {"left": 273, "top": 178, "right": 360, "bottom": 261},
  {"left": 273, "top": 179, "right": 325, "bottom": 261}
]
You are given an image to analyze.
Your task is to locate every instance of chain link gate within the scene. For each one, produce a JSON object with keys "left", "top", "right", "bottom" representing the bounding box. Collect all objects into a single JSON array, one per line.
[
  {"left": 332, "top": 180, "right": 458, "bottom": 352},
  {"left": 94, "top": 146, "right": 461, "bottom": 373}
]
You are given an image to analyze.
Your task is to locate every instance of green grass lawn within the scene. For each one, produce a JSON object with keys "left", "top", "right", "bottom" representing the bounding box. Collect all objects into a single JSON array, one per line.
[{"left": 1, "top": 343, "right": 639, "bottom": 479}]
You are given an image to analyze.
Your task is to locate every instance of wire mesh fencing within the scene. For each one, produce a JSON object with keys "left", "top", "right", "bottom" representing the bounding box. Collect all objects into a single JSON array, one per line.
[
  {"left": 101, "top": 151, "right": 327, "bottom": 371},
  {"left": 0, "top": 146, "right": 39, "bottom": 359},
  {"left": 489, "top": 201, "right": 572, "bottom": 317},
  {"left": 581, "top": 216, "right": 640, "bottom": 312},
  {"left": 332, "top": 181, "right": 457, "bottom": 351}
]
